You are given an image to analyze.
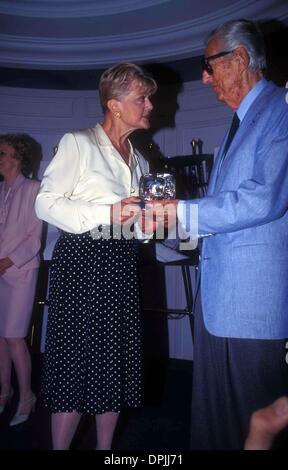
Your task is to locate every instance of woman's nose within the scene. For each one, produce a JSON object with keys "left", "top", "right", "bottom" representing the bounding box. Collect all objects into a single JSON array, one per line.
[{"left": 146, "top": 99, "right": 153, "bottom": 111}]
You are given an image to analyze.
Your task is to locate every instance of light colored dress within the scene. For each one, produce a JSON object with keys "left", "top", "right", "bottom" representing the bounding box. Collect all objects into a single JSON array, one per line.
[{"left": 0, "top": 173, "right": 43, "bottom": 337}]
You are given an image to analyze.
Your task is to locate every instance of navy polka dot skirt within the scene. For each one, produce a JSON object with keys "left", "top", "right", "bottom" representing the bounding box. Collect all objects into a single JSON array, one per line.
[{"left": 41, "top": 231, "right": 143, "bottom": 414}]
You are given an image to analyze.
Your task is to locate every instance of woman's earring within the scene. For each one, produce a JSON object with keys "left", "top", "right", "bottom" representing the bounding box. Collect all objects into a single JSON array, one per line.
[{"left": 114, "top": 111, "right": 121, "bottom": 119}]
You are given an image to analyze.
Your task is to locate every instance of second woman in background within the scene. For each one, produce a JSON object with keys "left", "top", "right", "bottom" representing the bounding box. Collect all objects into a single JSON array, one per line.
[
  {"left": 0, "top": 133, "right": 43, "bottom": 426},
  {"left": 35, "top": 63, "right": 157, "bottom": 450}
]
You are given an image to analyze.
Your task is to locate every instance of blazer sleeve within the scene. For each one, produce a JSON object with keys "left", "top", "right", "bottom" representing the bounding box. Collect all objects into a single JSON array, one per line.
[
  {"left": 9, "top": 182, "right": 43, "bottom": 268},
  {"left": 179, "top": 110, "right": 288, "bottom": 236},
  {"left": 35, "top": 133, "right": 113, "bottom": 234}
]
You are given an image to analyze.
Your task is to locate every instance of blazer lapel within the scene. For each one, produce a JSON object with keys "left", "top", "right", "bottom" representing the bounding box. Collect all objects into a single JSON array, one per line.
[
  {"left": 215, "top": 109, "right": 263, "bottom": 190},
  {"left": 208, "top": 82, "right": 275, "bottom": 195},
  {"left": 211, "top": 82, "right": 274, "bottom": 192},
  {"left": 207, "top": 134, "right": 229, "bottom": 194}
]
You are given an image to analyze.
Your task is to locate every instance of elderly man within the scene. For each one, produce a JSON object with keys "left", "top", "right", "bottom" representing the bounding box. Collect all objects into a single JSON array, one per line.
[{"left": 158, "top": 19, "right": 288, "bottom": 449}]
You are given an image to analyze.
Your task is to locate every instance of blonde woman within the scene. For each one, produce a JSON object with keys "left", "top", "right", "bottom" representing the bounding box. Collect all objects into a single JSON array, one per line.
[{"left": 35, "top": 63, "right": 157, "bottom": 450}]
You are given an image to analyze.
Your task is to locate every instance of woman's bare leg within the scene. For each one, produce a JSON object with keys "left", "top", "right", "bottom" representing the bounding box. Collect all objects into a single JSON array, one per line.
[
  {"left": 52, "top": 411, "right": 82, "bottom": 450},
  {"left": 6, "top": 337, "right": 33, "bottom": 413},
  {"left": 95, "top": 411, "right": 120, "bottom": 450}
]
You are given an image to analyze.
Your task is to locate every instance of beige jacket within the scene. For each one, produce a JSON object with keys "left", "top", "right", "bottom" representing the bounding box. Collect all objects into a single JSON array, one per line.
[{"left": 35, "top": 124, "right": 149, "bottom": 234}]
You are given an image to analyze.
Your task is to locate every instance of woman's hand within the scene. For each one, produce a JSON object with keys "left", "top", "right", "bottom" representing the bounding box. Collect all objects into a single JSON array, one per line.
[
  {"left": 138, "top": 199, "right": 179, "bottom": 238},
  {"left": 111, "top": 197, "right": 141, "bottom": 226},
  {"left": 0, "top": 257, "right": 14, "bottom": 275}
]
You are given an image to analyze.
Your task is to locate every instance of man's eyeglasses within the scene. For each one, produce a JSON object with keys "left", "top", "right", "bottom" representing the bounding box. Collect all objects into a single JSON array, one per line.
[{"left": 202, "top": 50, "right": 234, "bottom": 75}]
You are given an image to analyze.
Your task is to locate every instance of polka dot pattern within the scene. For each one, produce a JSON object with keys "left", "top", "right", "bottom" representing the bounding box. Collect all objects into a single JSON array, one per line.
[{"left": 41, "top": 231, "right": 143, "bottom": 414}]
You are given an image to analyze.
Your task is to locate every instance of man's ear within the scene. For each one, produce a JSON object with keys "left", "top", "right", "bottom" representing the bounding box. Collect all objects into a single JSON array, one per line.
[{"left": 234, "top": 46, "right": 250, "bottom": 72}]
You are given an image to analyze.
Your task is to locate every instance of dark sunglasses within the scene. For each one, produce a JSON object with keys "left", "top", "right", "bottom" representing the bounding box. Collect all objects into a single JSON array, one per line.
[{"left": 202, "top": 50, "right": 234, "bottom": 75}]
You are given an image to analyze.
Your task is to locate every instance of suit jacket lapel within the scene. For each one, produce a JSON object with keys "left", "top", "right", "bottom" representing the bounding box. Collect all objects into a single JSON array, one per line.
[
  {"left": 209, "top": 82, "right": 274, "bottom": 193},
  {"left": 207, "top": 133, "right": 229, "bottom": 194},
  {"left": 214, "top": 113, "right": 258, "bottom": 190}
]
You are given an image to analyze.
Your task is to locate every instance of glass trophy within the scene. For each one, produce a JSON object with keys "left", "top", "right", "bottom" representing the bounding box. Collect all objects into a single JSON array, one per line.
[
  {"left": 138, "top": 173, "right": 176, "bottom": 242},
  {"left": 139, "top": 173, "right": 176, "bottom": 203}
]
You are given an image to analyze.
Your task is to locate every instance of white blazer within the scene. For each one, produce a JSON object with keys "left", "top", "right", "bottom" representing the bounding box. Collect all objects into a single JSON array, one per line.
[{"left": 35, "top": 124, "right": 149, "bottom": 234}]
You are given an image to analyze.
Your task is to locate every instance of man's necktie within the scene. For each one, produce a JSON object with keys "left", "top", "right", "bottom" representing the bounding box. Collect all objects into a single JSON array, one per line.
[
  {"left": 218, "top": 112, "right": 240, "bottom": 173},
  {"left": 223, "top": 112, "right": 240, "bottom": 156}
]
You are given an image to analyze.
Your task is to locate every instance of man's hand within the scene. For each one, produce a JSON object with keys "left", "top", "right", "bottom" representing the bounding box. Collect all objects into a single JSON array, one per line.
[
  {"left": 244, "top": 396, "right": 288, "bottom": 450},
  {"left": 137, "top": 199, "right": 179, "bottom": 239},
  {"left": 139, "top": 205, "right": 160, "bottom": 237},
  {"left": 0, "top": 257, "right": 14, "bottom": 275},
  {"left": 143, "top": 199, "right": 178, "bottom": 229}
]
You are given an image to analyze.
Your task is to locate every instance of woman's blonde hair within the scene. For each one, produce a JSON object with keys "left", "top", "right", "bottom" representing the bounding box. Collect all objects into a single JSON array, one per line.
[{"left": 99, "top": 62, "right": 157, "bottom": 113}]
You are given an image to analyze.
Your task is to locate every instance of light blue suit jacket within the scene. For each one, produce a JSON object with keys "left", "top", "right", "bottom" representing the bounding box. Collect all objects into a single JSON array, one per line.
[{"left": 192, "top": 81, "right": 288, "bottom": 339}]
